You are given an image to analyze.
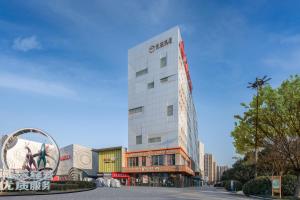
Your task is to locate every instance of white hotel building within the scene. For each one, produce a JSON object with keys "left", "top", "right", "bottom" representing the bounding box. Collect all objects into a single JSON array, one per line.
[{"left": 123, "top": 26, "right": 200, "bottom": 187}]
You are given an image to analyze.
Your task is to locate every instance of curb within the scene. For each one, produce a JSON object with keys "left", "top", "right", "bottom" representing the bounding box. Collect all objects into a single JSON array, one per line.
[
  {"left": 227, "top": 191, "right": 273, "bottom": 199},
  {"left": 249, "top": 195, "right": 273, "bottom": 199},
  {"left": 0, "top": 187, "right": 96, "bottom": 197}
]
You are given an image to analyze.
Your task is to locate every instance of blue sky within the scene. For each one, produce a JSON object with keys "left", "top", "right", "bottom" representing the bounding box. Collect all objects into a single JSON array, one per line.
[{"left": 0, "top": 1, "right": 299, "bottom": 166}]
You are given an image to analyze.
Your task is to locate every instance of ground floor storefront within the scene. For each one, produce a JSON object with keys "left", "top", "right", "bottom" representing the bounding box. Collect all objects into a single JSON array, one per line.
[
  {"left": 97, "top": 172, "right": 130, "bottom": 186},
  {"left": 128, "top": 172, "right": 194, "bottom": 187},
  {"left": 122, "top": 147, "right": 197, "bottom": 187}
]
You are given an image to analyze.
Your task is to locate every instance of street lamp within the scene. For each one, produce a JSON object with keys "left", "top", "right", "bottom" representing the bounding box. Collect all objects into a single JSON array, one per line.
[{"left": 247, "top": 75, "right": 271, "bottom": 178}]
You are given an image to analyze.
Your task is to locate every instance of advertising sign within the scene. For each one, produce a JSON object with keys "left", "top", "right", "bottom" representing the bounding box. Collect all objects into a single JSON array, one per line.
[
  {"left": 272, "top": 176, "right": 282, "bottom": 198},
  {"left": 0, "top": 128, "right": 60, "bottom": 192}
]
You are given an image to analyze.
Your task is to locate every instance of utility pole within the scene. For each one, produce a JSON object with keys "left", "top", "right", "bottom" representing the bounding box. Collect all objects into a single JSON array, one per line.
[{"left": 247, "top": 75, "right": 271, "bottom": 178}]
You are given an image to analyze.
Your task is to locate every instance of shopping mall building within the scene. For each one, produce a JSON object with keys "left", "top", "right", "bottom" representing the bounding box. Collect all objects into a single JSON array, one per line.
[{"left": 124, "top": 26, "right": 200, "bottom": 187}]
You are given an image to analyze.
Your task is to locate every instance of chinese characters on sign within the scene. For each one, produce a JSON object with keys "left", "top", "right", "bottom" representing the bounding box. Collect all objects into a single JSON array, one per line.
[
  {"left": 0, "top": 169, "right": 53, "bottom": 191},
  {"left": 148, "top": 37, "right": 172, "bottom": 53}
]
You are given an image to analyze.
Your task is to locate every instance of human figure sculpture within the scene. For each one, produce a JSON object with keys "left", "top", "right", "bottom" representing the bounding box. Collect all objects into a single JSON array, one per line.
[{"left": 22, "top": 146, "right": 37, "bottom": 171}]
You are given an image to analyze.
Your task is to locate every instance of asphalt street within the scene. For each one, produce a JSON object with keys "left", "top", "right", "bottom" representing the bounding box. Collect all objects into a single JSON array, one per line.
[{"left": 1, "top": 186, "right": 256, "bottom": 200}]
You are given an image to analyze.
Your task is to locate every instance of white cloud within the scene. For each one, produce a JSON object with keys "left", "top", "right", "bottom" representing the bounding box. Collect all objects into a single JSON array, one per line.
[
  {"left": 280, "top": 34, "right": 300, "bottom": 44},
  {"left": 263, "top": 49, "right": 300, "bottom": 69},
  {"left": 12, "top": 35, "right": 41, "bottom": 52},
  {"left": 0, "top": 73, "right": 77, "bottom": 98}
]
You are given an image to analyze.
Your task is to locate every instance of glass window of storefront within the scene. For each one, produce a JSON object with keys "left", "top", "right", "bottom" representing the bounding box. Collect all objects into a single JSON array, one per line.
[
  {"left": 128, "top": 157, "right": 139, "bottom": 167},
  {"left": 152, "top": 155, "right": 164, "bottom": 166},
  {"left": 142, "top": 156, "right": 146, "bottom": 166},
  {"left": 167, "top": 154, "right": 175, "bottom": 165}
]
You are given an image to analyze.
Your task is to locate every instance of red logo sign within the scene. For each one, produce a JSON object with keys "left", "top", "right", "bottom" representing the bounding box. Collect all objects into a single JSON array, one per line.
[{"left": 60, "top": 155, "right": 71, "bottom": 161}]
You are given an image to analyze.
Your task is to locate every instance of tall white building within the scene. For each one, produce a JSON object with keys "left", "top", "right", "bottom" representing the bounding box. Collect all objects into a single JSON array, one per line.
[
  {"left": 199, "top": 141, "right": 205, "bottom": 177},
  {"left": 124, "top": 26, "right": 200, "bottom": 186}
]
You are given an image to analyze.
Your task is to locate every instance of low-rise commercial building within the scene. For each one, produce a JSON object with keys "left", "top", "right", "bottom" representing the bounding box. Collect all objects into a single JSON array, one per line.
[
  {"left": 123, "top": 147, "right": 194, "bottom": 187},
  {"left": 56, "top": 144, "right": 98, "bottom": 181},
  {"left": 93, "top": 146, "right": 129, "bottom": 185}
]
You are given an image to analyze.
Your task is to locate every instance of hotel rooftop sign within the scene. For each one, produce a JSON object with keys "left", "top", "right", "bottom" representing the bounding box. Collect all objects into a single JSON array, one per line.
[{"left": 148, "top": 37, "right": 172, "bottom": 53}]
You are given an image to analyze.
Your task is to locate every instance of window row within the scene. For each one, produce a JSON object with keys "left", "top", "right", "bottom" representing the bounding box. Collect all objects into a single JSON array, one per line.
[
  {"left": 135, "top": 56, "right": 168, "bottom": 78},
  {"left": 129, "top": 105, "right": 173, "bottom": 117},
  {"left": 127, "top": 154, "right": 175, "bottom": 167},
  {"left": 136, "top": 135, "right": 161, "bottom": 144}
]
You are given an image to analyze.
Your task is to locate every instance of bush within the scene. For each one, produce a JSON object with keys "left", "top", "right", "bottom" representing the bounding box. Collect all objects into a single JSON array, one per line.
[
  {"left": 282, "top": 175, "right": 297, "bottom": 196},
  {"left": 50, "top": 181, "right": 96, "bottom": 191},
  {"left": 243, "top": 176, "right": 271, "bottom": 196},
  {"left": 224, "top": 180, "right": 243, "bottom": 191}
]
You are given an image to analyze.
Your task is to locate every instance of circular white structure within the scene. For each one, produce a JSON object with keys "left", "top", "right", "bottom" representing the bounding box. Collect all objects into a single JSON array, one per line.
[{"left": 1, "top": 128, "right": 60, "bottom": 175}]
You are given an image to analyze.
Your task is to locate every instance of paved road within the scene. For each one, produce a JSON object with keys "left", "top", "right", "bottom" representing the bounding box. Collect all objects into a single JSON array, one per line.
[{"left": 1, "top": 186, "right": 256, "bottom": 200}]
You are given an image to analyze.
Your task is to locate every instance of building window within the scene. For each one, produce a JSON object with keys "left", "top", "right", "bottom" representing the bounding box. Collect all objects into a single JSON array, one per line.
[
  {"left": 160, "top": 77, "right": 168, "bottom": 83},
  {"left": 128, "top": 157, "right": 139, "bottom": 167},
  {"left": 167, "top": 154, "right": 175, "bottom": 166},
  {"left": 167, "top": 105, "right": 173, "bottom": 116},
  {"left": 129, "top": 106, "right": 143, "bottom": 115},
  {"left": 148, "top": 81, "right": 154, "bottom": 89},
  {"left": 136, "top": 68, "right": 148, "bottom": 77},
  {"left": 142, "top": 156, "right": 146, "bottom": 166},
  {"left": 152, "top": 155, "right": 164, "bottom": 166},
  {"left": 160, "top": 56, "right": 167, "bottom": 68},
  {"left": 136, "top": 135, "right": 142, "bottom": 144},
  {"left": 148, "top": 137, "right": 161, "bottom": 143}
]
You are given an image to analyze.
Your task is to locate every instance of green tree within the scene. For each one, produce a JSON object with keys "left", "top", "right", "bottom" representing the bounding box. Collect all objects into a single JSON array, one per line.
[
  {"left": 221, "top": 158, "right": 255, "bottom": 184},
  {"left": 231, "top": 75, "right": 300, "bottom": 197}
]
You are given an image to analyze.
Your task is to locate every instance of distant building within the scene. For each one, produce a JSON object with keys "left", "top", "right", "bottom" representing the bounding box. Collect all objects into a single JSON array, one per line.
[
  {"left": 198, "top": 141, "right": 205, "bottom": 178},
  {"left": 204, "top": 153, "right": 217, "bottom": 184},
  {"left": 212, "top": 160, "right": 217, "bottom": 183},
  {"left": 217, "top": 165, "right": 229, "bottom": 182}
]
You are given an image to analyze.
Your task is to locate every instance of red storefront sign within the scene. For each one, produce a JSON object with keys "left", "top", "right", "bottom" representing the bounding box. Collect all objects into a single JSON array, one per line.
[
  {"left": 179, "top": 41, "right": 192, "bottom": 93},
  {"left": 60, "top": 154, "right": 71, "bottom": 161},
  {"left": 111, "top": 172, "right": 129, "bottom": 178}
]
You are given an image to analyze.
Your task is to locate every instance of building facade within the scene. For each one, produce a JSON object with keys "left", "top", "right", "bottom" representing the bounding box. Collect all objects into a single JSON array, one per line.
[
  {"left": 204, "top": 153, "right": 217, "bottom": 184},
  {"left": 125, "top": 26, "right": 199, "bottom": 187},
  {"left": 93, "top": 146, "right": 129, "bottom": 185},
  {"left": 217, "top": 165, "right": 229, "bottom": 182},
  {"left": 56, "top": 144, "right": 98, "bottom": 181},
  {"left": 198, "top": 141, "right": 205, "bottom": 178}
]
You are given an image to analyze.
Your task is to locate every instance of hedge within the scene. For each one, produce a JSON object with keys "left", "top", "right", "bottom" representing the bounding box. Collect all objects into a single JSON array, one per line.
[
  {"left": 282, "top": 175, "right": 297, "bottom": 196},
  {"left": 243, "top": 175, "right": 298, "bottom": 197},
  {"left": 50, "top": 181, "right": 96, "bottom": 191},
  {"left": 242, "top": 176, "right": 271, "bottom": 196}
]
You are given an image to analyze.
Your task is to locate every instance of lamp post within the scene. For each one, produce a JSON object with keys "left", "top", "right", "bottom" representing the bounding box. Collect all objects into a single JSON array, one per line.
[{"left": 247, "top": 75, "right": 271, "bottom": 178}]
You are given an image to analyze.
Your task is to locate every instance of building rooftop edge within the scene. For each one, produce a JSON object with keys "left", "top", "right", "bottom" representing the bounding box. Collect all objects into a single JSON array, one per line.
[
  {"left": 128, "top": 25, "right": 180, "bottom": 52},
  {"left": 93, "top": 146, "right": 124, "bottom": 152}
]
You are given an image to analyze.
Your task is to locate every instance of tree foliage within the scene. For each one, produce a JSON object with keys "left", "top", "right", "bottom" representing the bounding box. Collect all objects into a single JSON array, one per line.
[
  {"left": 231, "top": 75, "right": 300, "bottom": 196},
  {"left": 221, "top": 159, "right": 255, "bottom": 184}
]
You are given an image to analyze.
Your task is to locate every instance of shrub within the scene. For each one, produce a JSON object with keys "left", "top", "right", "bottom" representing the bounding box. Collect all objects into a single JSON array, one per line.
[
  {"left": 224, "top": 180, "right": 243, "bottom": 191},
  {"left": 50, "top": 181, "right": 96, "bottom": 191},
  {"left": 243, "top": 176, "right": 271, "bottom": 196},
  {"left": 282, "top": 175, "right": 297, "bottom": 196}
]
